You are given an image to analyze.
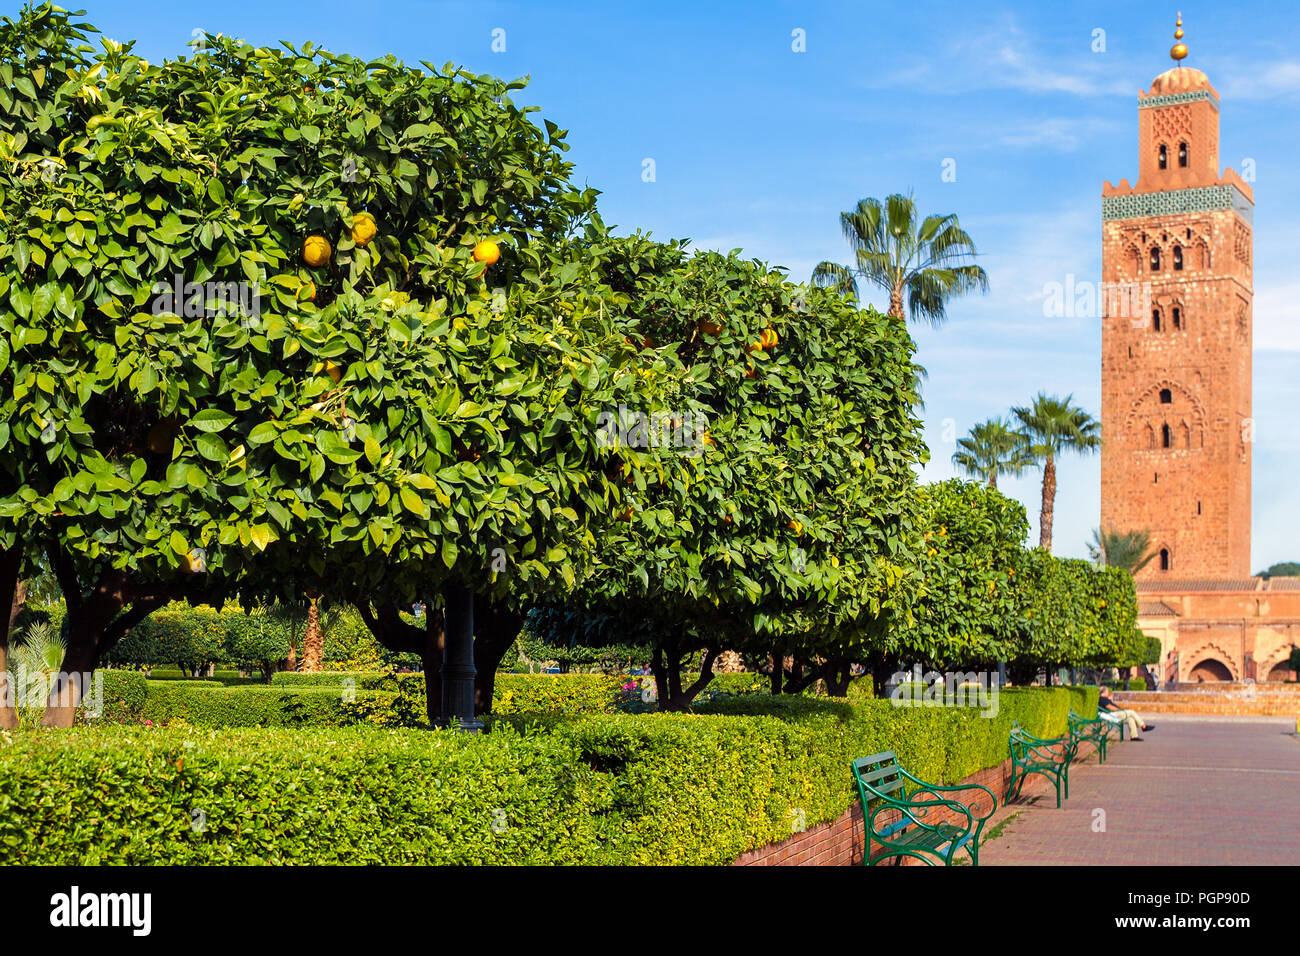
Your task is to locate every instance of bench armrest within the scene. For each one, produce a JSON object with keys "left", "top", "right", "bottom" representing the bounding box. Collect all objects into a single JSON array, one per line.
[
  {"left": 899, "top": 770, "right": 998, "bottom": 822},
  {"left": 1012, "top": 737, "right": 1073, "bottom": 763},
  {"left": 867, "top": 793, "right": 974, "bottom": 838},
  {"left": 1015, "top": 728, "right": 1070, "bottom": 746}
]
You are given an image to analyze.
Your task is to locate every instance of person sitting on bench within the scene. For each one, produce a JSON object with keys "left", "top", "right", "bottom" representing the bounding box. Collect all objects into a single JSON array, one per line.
[{"left": 1098, "top": 685, "right": 1154, "bottom": 741}]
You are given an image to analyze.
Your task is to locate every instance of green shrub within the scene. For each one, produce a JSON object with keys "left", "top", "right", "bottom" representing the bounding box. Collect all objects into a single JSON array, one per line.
[
  {"left": 0, "top": 726, "right": 604, "bottom": 864},
  {"left": 269, "top": 671, "right": 627, "bottom": 719},
  {"left": 492, "top": 674, "right": 626, "bottom": 715},
  {"left": 7, "top": 686, "right": 1083, "bottom": 864},
  {"left": 270, "top": 671, "right": 390, "bottom": 689},
  {"left": 703, "top": 672, "right": 768, "bottom": 696},
  {"left": 78, "top": 671, "right": 149, "bottom": 724},
  {"left": 139, "top": 684, "right": 390, "bottom": 728}
]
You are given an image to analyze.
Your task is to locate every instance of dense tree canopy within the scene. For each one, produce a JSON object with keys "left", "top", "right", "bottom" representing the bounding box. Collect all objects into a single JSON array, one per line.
[{"left": 0, "top": 5, "right": 651, "bottom": 723}]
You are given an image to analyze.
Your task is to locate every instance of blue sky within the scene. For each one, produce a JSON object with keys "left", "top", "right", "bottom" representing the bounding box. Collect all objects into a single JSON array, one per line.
[{"left": 86, "top": 1, "right": 1300, "bottom": 568}]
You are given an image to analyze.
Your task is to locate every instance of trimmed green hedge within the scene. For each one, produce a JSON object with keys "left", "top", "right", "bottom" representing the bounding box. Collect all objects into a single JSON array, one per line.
[
  {"left": 0, "top": 726, "right": 597, "bottom": 864},
  {"left": 5, "top": 685, "right": 1101, "bottom": 865},
  {"left": 271, "top": 670, "right": 628, "bottom": 718},
  {"left": 139, "top": 685, "right": 395, "bottom": 728}
]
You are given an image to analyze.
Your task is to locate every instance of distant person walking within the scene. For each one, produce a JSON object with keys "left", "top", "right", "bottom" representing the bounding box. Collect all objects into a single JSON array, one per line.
[{"left": 1098, "top": 684, "right": 1154, "bottom": 741}]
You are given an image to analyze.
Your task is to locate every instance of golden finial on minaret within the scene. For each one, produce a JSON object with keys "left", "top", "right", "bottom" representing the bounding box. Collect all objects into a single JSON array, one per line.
[{"left": 1170, "top": 12, "right": 1188, "bottom": 63}]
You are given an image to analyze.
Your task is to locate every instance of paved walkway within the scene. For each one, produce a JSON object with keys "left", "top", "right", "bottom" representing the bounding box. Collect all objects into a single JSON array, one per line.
[{"left": 981, "top": 716, "right": 1300, "bottom": 865}]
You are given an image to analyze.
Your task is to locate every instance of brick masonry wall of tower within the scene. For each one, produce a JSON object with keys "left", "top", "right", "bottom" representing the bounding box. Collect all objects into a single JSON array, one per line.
[{"left": 1100, "top": 75, "right": 1253, "bottom": 581}]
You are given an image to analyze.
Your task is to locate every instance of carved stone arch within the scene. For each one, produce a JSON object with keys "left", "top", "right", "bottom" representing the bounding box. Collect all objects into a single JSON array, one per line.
[
  {"left": 1154, "top": 292, "right": 1188, "bottom": 331},
  {"left": 1123, "top": 378, "right": 1208, "bottom": 439},
  {"left": 1179, "top": 418, "right": 1191, "bottom": 448},
  {"left": 1184, "top": 642, "right": 1239, "bottom": 681},
  {"left": 1258, "top": 643, "right": 1295, "bottom": 681}
]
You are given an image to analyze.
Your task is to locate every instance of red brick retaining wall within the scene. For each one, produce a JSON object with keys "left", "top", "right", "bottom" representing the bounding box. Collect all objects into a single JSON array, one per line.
[
  {"left": 732, "top": 755, "right": 1056, "bottom": 866},
  {"left": 1114, "top": 689, "right": 1300, "bottom": 716}
]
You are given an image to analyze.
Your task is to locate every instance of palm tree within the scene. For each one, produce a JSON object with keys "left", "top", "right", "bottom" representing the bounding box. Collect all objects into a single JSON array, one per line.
[
  {"left": 1012, "top": 393, "right": 1102, "bottom": 552},
  {"left": 812, "top": 191, "right": 988, "bottom": 324},
  {"left": 9, "top": 621, "right": 66, "bottom": 723},
  {"left": 1093, "top": 530, "right": 1150, "bottom": 574},
  {"left": 1089, "top": 528, "right": 1157, "bottom": 575},
  {"left": 951, "top": 417, "right": 1034, "bottom": 490}
]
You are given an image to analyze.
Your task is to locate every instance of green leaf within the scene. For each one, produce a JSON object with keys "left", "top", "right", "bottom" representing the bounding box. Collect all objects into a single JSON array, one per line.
[
  {"left": 247, "top": 422, "right": 279, "bottom": 445},
  {"left": 195, "top": 432, "right": 230, "bottom": 462},
  {"left": 170, "top": 531, "right": 189, "bottom": 555},
  {"left": 399, "top": 486, "right": 426, "bottom": 517},
  {"left": 190, "top": 409, "right": 236, "bottom": 432}
]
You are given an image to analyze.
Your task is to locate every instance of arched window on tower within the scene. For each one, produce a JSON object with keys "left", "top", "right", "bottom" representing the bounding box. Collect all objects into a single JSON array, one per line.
[
  {"left": 1152, "top": 308, "right": 1162, "bottom": 331},
  {"left": 1173, "top": 306, "right": 1182, "bottom": 329},
  {"left": 1161, "top": 423, "right": 1172, "bottom": 448},
  {"left": 1178, "top": 141, "right": 1188, "bottom": 167},
  {"left": 1159, "top": 388, "right": 1172, "bottom": 404},
  {"left": 1150, "top": 247, "right": 1161, "bottom": 271},
  {"left": 1173, "top": 246, "right": 1184, "bottom": 270},
  {"left": 1158, "top": 144, "right": 1168, "bottom": 169},
  {"left": 1160, "top": 548, "right": 1171, "bottom": 571}
]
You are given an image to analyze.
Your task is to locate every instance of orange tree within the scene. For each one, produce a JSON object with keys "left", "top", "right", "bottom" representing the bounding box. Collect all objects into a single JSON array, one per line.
[
  {"left": 1004, "top": 552, "right": 1137, "bottom": 684},
  {"left": 0, "top": 6, "right": 649, "bottom": 726},
  {"left": 878, "top": 479, "right": 1028, "bottom": 678},
  {"left": 530, "top": 241, "right": 928, "bottom": 709}
]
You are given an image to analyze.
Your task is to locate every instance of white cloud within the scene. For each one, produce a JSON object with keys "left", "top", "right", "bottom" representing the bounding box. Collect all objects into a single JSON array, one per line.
[
  {"left": 864, "top": 18, "right": 1132, "bottom": 99},
  {"left": 1214, "top": 59, "right": 1300, "bottom": 99},
  {"left": 1252, "top": 278, "right": 1300, "bottom": 351}
]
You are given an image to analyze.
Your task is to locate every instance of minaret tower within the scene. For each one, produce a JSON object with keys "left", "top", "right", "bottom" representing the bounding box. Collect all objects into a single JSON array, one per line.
[{"left": 1100, "top": 15, "right": 1254, "bottom": 579}]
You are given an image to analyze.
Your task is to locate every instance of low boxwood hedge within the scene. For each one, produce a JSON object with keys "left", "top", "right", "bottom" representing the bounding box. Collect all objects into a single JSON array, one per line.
[
  {"left": 139, "top": 684, "right": 395, "bottom": 728},
  {"left": 3, "top": 684, "right": 1101, "bottom": 865},
  {"left": 271, "top": 670, "right": 627, "bottom": 718}
]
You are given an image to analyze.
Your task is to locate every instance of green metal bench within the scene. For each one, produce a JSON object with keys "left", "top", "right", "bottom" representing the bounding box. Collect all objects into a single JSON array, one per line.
[
  {"left": 851, "top": 751, "right": 997, "bottom": 866},
  {"left": 1008, "top": 724, "right": 1075, "bottom": 808},
  {"left": 1097, "top": 708, "right": 1127, "bottom": 740},
  {"left": 1068, "top": 708, "right": 1115, "bottom": 762}
]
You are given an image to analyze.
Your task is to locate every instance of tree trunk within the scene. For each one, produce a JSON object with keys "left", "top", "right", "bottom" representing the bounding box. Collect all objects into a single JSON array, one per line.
[
  {"left": 0, "top": 547, "right": 23, "bottom": 730},
  {"left": 286, "top": 643, "right": 297, "bottom": 672},
  {"left": 769, "top": 651, "right": 783, "bottom": 696},
  {"left": 471, "top": 595, "right": 521, "bottom": 718},
  {"left": 889, "top": 285, "right": 904, "bottom": 319},
  {"left": 650, "top": 644, "right": 672, "bottom": 708},
  {"left": 988, "top": 474, "right": 997, "bottom": 490},
  {"left": 39, "top": 559, "right": 170, "bottom": 728},
  {"left": 301, "top": 596, "right": 323, "bottom": 672},
  {"left": 356, "top": 600, "right": 444, "bottom": 725},
  {"left": 1038, "top": 453, "right": 1057, "bottom": 551},
  {"left": 825, "top": 660, "right": 853, "bottom": 697}
]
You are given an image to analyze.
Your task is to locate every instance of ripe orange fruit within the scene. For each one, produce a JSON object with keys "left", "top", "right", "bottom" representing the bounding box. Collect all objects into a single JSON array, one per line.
[
  {"left": 760, "top": 328, "right": 779, "bottom": 349},
  {"left": 350, "top": 212, "right": 377, "bottom": 247},
  {"left": 788, "top": 519, "right": 804, "bottom": 536},
  {"left": 322, "top": 360, "right": 342, "bottom": 383},
  {"left": 617, "top": 505, "right": 634, "bottom": 522},
  {"left": 701, "top": 431, "right": 715, "bottom": 447},
  {"left": 699, "top": 318, "right": 722, "bottom": 337},
  {"left": 472, "top": 240, "right": 500, "bottom": 265},
  {"left": 302, "top": 235, "right": 331, "bottom": 267}
]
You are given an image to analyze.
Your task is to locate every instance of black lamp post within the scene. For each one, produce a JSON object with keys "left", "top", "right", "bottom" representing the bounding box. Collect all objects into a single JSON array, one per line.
[{"left": 440, "top": 584, "right": 482, "bottom": 732}]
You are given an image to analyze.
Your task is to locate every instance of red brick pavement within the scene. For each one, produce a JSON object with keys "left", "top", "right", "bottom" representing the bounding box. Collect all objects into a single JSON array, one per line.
[{"left": 980, "top": 716, "right": 1300, "bottom": 865}]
